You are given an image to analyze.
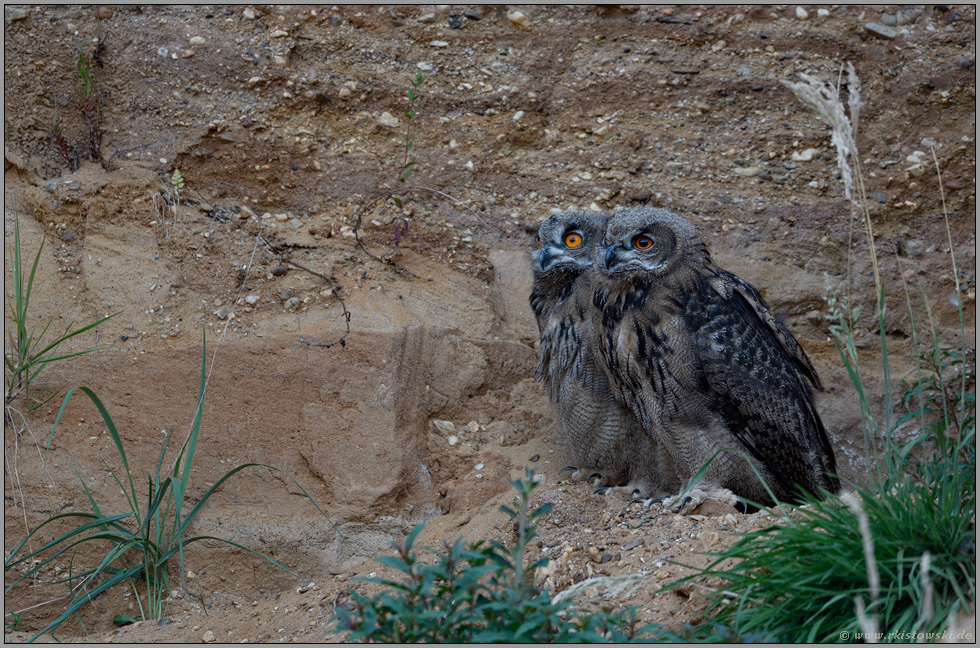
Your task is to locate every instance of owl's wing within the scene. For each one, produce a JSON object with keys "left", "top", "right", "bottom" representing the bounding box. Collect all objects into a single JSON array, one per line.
[
  {"left": 707, "top": 268, "right": 822, "bottom": 390},
  {"left": 692, "top": 278, "right": 838, "bottom": 499}
]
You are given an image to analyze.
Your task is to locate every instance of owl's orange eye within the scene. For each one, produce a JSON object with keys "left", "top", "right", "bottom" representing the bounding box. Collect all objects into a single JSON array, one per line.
[
  {"left": 564, "top": 232, "right": 583, "bottom": 248},
  {"left": 537, "top": 239, "right": 542, "bottom": 249},
  {"left": 634, "top": 236, "right": 654, "bottom": 250}
]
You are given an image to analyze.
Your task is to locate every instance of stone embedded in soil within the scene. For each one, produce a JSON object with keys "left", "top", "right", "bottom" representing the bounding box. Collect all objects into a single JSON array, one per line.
[
  {"left": 507, "top": 10, "right": 530, "bottom": 29},
  {"left": 897, "top": 8, "right": 923, "bottom": 25},
  {"left": 623, "top": 538, "right": 645, "bottom": 551},
  {"left": 865, "top": 23, "right": 897, "bottom": 40},
  {"left": 432, "top": 419, "right": 456, "bottom": 434},
  {"left": 378, "top": 112, "right": 400, "bottom": 128},
  {"left": 734, "top": 166, "right": 762, "bottom": 177},
  {"left": 791, "top": 148, "right": 820, "bottom": 162},
  {"left": 270, "top": 265, "right": 288, "bottom": 276}
]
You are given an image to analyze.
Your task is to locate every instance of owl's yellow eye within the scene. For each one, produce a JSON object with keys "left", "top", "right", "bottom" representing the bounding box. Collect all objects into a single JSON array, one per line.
[
  {"left": 536, "top": 239, "right": 542, "bottom": 249},
  {"left": 564, "top": 232, "right": 583, "bottom": 248},
  {"left": 634, "top": 236, "right": 654, "bottom": 250}
]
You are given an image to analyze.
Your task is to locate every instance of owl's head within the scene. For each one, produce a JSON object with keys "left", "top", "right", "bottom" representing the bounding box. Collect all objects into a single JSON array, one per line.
[
  {"left": 532, "top": 211, "right": 607, "bottom": 278},
  {"left": 600, "top": 207, "right": 707, "bottom": 279}
]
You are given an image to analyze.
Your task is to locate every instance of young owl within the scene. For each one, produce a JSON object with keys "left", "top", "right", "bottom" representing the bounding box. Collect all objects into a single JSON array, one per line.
[
  {"left": 592, "top": 207, "right": 839, "bottom": 511},
  {"left": 530, "top": 210, "right": 670, "bottom": 498}
]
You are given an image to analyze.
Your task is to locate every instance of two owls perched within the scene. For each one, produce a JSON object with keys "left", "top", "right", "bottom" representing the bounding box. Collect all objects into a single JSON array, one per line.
[{"left": 530, "top": 207, "right": 839, "bottom": 511}]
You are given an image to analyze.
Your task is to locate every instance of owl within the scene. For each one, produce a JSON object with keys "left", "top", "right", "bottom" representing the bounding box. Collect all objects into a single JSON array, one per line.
[
  {"left": 592, "top": 207, "right": 839, "bottom": 510},
  {"left": 530, "top": 211, "right": 669, "bottom": 498}
]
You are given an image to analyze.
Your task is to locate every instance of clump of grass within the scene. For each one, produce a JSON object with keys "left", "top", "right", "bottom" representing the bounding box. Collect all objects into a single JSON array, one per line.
[
  {"left": 673, "top": 63, "right": 975, "bottom": 642},
  {"left": 4, "top": 212, "right": 116, "bottom": 420},
  {"left": 688, "top": 422, "right": 973, "bottom": 641},
  {"left": 4, "top": 336, "right": 337, "bottom": 642},
  {"left": 334, "top": 470, "right": 656, "bottom": 643}
]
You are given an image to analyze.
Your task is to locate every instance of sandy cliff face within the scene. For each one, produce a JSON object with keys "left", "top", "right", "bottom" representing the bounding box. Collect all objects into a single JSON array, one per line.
[{"left": 4, "top": 4, "right": 974, "bottom": 642}]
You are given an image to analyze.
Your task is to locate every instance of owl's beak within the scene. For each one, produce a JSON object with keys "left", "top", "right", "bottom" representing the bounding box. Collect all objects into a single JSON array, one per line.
[
  {"left": 537, "top": 244, "right": 560, "bottom": 271},
  {"left": 603, "top": 243, "right": 629, "bottom": 271}
]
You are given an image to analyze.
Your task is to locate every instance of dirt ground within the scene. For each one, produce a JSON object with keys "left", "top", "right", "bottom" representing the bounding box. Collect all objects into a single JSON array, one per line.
[{"left": 3, "top": 4, "right": 976, "bottom": 643}]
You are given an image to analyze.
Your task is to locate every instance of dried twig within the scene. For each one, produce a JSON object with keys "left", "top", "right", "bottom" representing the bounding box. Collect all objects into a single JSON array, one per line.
[{"left": 275, "top": 255, "right": 351, "bottom": 349}]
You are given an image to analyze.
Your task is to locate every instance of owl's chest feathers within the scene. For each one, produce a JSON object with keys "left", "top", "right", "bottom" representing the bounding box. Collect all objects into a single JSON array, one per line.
[
  {"left": 537, "top": 297, "right": 597, "bottom": 392},
  {"left": 600, "top": 280, "right": 706, "bottom": 411}
]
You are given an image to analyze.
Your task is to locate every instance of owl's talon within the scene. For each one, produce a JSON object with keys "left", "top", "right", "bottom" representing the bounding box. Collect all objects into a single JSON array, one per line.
[
  {"left": 586, "top": 472, "right": 603, "bottom": 484},
  {"left": 679, "top": 496, "right": 694, "bottom": 511},
  {"left": 736, "top": 497, "right": 749, "bottom": 514},
  {"left": 646, "top": 496, "right": 669, "bottom": 509},
  {"left": 559, "top": 466, "right": 578, "bottom": 476},
  {"left": 593, "top": 486, "right": 611, "bottom": 496}
]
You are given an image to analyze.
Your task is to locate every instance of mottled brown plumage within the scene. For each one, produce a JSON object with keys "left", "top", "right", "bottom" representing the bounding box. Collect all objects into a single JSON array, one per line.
[
  {"left": 592, "top": 207, "right": 838, "bottom": 509},
  {"left": 530, "top": 211, "right": 667, "bottom": 497}
]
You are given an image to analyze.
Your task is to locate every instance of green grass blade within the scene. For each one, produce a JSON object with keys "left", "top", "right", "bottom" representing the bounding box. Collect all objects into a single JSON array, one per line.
[
  {"left": 27, "top": 562, "right": 145, "bottom": 643},
  {"left": 282, "top": 473, "right": 347, "bottom": 543},
  {"left": 176, "top": 463, "right": 267, "bottom": 533},
  {"left": 156, "top": 535, "right": 294, "bottom": 574},
  {"left": 4, "top": 511, "right": 129, "bottom": 570},
  {"left": 25, "top": 313, "right": 118, "bottom": 365}
]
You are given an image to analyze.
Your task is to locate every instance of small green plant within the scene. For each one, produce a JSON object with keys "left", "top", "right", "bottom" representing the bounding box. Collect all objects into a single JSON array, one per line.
[
  {"left": 51, "top": 44, "right": 104, "bottom": 170},
  {"left": 899, "top": 348, "right": 976, "bottom": 456},
  {"left": 6, "top": 612, "right": 23, "bottom": 632},
  {"left": 388, "top": 72, "right": 426, "bottom": 250},
  {"left": 4, "top": 213, "right": 116, "bottom": 419},
  {"left": 4, "top": 337, "right": 336, "bottom": 642},
  {"left": 334, "top": 470, "right": 654, "bottom": 643},
  {"left": 354, "top": 73, "right": 426, "bottom": 261},
  {"left": 156, "top": 168, "right": 185, "bottom": 206},
  {"left": 51, "top": 123, "right": 79, "bottom": 172},
  {"left": 154, "top": 168, "right": 186, "bottom": 235}
]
